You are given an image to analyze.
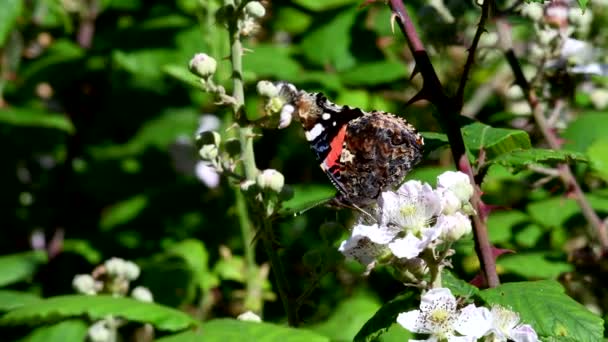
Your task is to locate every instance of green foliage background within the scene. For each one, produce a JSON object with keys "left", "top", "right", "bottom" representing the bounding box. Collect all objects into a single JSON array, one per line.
[{"left": 1, "top": 0, "right": 607, "bottom": 340}]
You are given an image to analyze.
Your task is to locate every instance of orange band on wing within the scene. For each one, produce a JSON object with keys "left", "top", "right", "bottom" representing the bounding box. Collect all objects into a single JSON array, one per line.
[{"left": 324, "top": 125, "right": 347, "bottom": 170}]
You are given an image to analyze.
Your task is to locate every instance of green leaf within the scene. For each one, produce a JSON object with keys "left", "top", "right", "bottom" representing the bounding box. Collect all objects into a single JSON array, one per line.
[
  {"left": 420, "top": 132, "right": 449, "bottom": 155},
  {"left": 90, "top": 108, "right": 199, "bottom": 158},
  {"left": 278, "top": 184, "right": 335, "bottom": 217},
  {"left": 587, "top": 138, "right": 608, "bottom": 181},
  {"left": 243, "top": 44, "right": 301, "bottom": 80},
  {"left": 488, "top": 148, "right": 587, "bottom": 172},
  {"left": 291, "top": 0, "right": 359, "bottom": 11},
  {"left": 526, "top": 197, "right": 580, "bottom": 228},
  {"left": 166, "top": 239, "right": 218, "bottom": 292},
  {"left": 157, "top": 319, "right": 330, "bottom": 342},
  {"left": 0, "top": 290, "right": 41, "bottom": 312},
  {"left": 300, "top": 8, "right": 357, "bottom": 71},
  {"left": 62, "top": 239, "right": 102, "bottom": 264},
  {"left": 487, "top": 210, "right": 530, "bottom": 244},
  {"left": 442, "top": 271, "right": 479, "bottom": 298},
  {"left": 462, "top": 122, "right": 531, "bottom": 161},
  {"left": 100, "top": 194, "right": 148, "bottom": 231},
  {"left": 20, "top": 320, "right": 88, "bottom": 342},
  {"left": 273, "top": 7, "right": 312, "bottom": 34},
  {"left": 0, "top": 295, "right": 198, "bottom": 331},
  {"left": 479, "top": 280, "right": 604, "bottom": 341},
  {"left": 576, "top": 0, "right": 589, "bottom": 10},
  {"left": 20, "top": 40, "right": 84, "bottom": 83},
  {"left": 0, "top": 107, "right": 75, "bottom": 133},
  {"left": 163, "top": 64, "right": 202, "bottom": 89},
  {"left": 310, "top": 294, "right": 381, "bottom": 341},
  {"left": 339, "top": 61, "right": 408, "bottom": 86},
  {"left": 562, "top": 112, "right": 608, "bottom": 152},
  {"left": 0, "top": 251, "right": 48, "bottom": 287},
  {"left": 353, "top": 292, "right": 416, "bottom": 342},
  {"left": 498, "top": 252, "right": 573, "bottom": 279},
  {"left": 0, "top": 0, "right": 23, "bottom": 46}
]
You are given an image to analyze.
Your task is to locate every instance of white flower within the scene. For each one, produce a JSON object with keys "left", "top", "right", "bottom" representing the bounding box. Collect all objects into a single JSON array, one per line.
[
  {"left": 397, "top": 288, "right": 491, "bottom": 341},
  {"left": 339, "top": 225, "right": 388, "bottom": 270},
  {"left": 437, "top": 171, "right": 474, "bottom": 204},
  {"left": 257, "top": 169, "right": 285, "bottom": 193},
  {"left": 188, "top": 53, "right": 217, "bottom": 79},
  {"left": 482, "top": 305, "right": 539, "bottom": 342},
  {"left": 435, "top": 213, "right": 472, "bottom": 242},
  {"left": 379, "top": 180, "right": 441, "bottom": 232}
]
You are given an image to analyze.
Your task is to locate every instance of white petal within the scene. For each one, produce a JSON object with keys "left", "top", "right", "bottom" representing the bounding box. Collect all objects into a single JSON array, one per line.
[
  {"left": 388, "top": 233, "right": 424, "bottom": 259},
  {"left": 420, "top": 288, "right": 456, "bottom": 312},
  {"left": 454, "top": 305, "right": 492, "bottom": 338},
  {"left": 195, "top": 162, "right": 220, "bottom": 188},
  {"left": 396, "top": 310, "right": 423, "bottom": 333},
  {"left": 352, "top": 223, "right": 396, "bottom": 244},
  {"left": 338, "top": 235, "right": 382, "bottom": 268},
  {"left": 510, "top": 324, "right": 539, "bottom": 342}
]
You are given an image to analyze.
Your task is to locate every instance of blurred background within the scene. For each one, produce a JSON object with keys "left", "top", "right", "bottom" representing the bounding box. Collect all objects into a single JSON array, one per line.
[{"left": 1, "top": 0, "right": 608, "bottom": 337}]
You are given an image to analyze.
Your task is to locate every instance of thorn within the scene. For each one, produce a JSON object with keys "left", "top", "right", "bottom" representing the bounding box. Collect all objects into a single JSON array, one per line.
[
  {"left": 406, "top": 88, "right": 431, "bottom": 106},
  {"left": 226, "top": 122, "right": 239, "bottom": 132},
  {"left": 409, "top": 64, "right": 421, "bottom": 81},
  {"left": 390, "top": 12, "right": 398, "bottom": 34},
  {"left": 242, "top": 47, "right": 254, "bottom": 54}
]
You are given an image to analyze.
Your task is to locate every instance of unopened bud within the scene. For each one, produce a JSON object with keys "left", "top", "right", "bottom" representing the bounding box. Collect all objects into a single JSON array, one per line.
[
  {"left": 73, "top": 274, "right": 99, "bottom": 295},
  {"left": 105, "top": 257, "right": 140, "bottom": 281},
  {"left": 237, "top": 310, "right": 262, "bottom": 322},
  {"left": 257, "top": 80, "right": 278, "bottom": 97},
  {"left": 199, "top": 144, "right": 219, "bottom": 161},
  {"left": 257, "top": 169, "right": 284, "bottom": 193},
  {"left": 131, "top": 286, "right": 154, "bottom": 303},
  {"left": 88, "top": 321, "right": 112, "bottom": 342},
  {"left": 244, "top": 1, "right": 266, "bottom": 18},
  {"left": 189, "top": 53, "right": 217, "bottom": 79}
]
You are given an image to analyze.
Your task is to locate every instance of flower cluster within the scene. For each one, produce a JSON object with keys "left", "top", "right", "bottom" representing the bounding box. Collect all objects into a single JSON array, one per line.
[
  {"left": 72, "top": 257, "right": 154, "bottom": 342},
  {"left": 397, "top": 288, "right": 538, "bottom": 342},
  {"left": 338, "top": 171, "right": 474, "bottom": 276}
]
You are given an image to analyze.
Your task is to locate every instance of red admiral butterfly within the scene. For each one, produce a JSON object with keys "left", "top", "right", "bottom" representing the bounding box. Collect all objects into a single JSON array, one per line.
[{"left": 278, "top": 83, "right": 424, "bottom": 209}]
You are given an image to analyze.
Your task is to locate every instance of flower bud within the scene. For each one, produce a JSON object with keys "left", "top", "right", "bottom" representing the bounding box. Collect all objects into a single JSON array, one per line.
[
  {"left": 88, "top": 321, "right": 112, "bottom": 342},
  {"left": 237, "top": 310, "right": 262, "bottom": 322},
  {"left": 590, "top": 89, "right": 608, "bottom": 110},
  {"left": 131, "top": 286, "right": 154, "bottom": 303},
  {"left": 436, "top": 213, "right": 472, "bottom": 241},
  {"left": 72, "top": 274, "right": 99, "bottom": 295},
  {"left": 189, "top": 53, "right": 217, "bottom": 79},
  {"left": 199, "top": 144, "right": 219, "bottom": 161},
  {"left": 105, "top": 257, "right": 140, "bottom": 281},
  {"left": 437, "top": 171, "right": 473, "bottom": 203},
  {"left": 257, "top": 80, "right": 278, "bottom": 97},
  {"left": 244, "top": 1, "right": 266, "bottom": 18},
  {"left": 257, "top": 169, "right": 285, "bottom": 193}
]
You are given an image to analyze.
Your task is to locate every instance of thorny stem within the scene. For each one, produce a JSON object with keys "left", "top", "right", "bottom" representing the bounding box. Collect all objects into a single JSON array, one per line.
[
  {"left": 224, "top": 0, "right": 262, "bottom": 317},
  {"left": 496, "top": 17, "right": 608, "bottom": 252},
  {"left": 388, "top": 0, "right": 500, "bottom": 288},
  {"left": 455, "top": 0, "right": 491, "bottom": 107},
  {"left": 226, "top": 0, "right": 296, "bottom": 325}
]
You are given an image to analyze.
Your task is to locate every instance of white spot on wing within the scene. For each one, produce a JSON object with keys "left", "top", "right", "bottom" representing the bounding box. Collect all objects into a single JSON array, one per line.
[
  {"left": 304, "top": 123, "right": 325, "bottom": 141},
  {"left": 322, "top": 113, "right": 331, "bottom": 120}
]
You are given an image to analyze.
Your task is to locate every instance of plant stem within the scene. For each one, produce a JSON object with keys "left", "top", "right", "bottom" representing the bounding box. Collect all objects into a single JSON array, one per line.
[
  {"left": 225, "top": 1, "right": 296, "bottom": 324},
  {"left": 223, "top": 0, "right": 263, "bottom": 316},
  {"left": 388, "top": 0, "right": 500, "bottom": 288},
  {"left": 260, "top": 218, "right": 298, "bottom": 325},
  {"left": 496, "top": 17, "right": 608, "bottom": 252}
]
